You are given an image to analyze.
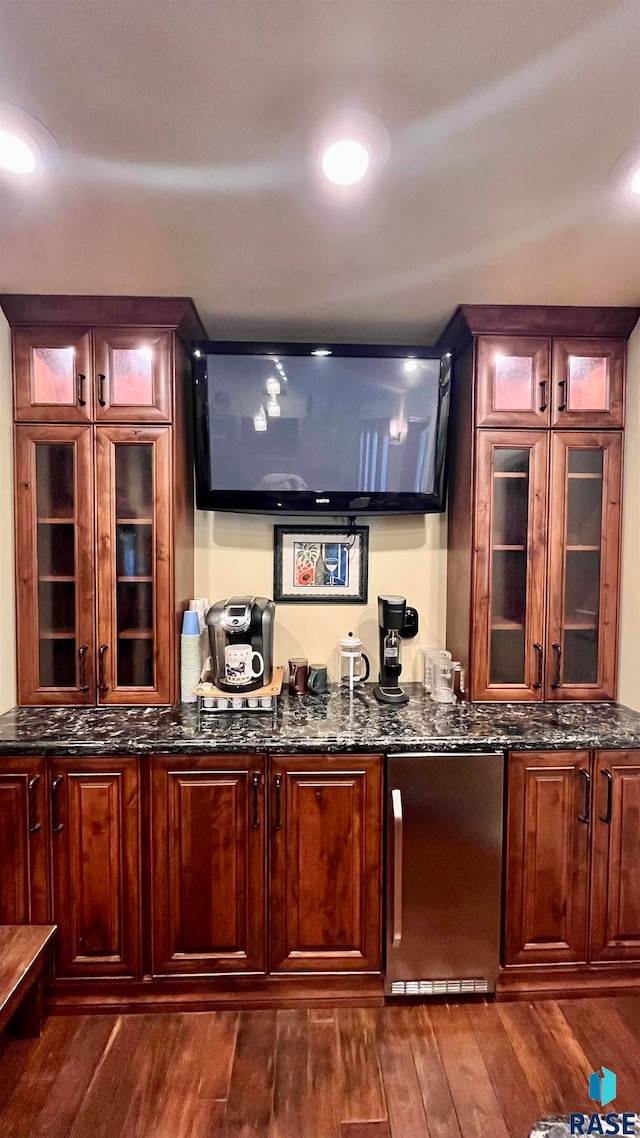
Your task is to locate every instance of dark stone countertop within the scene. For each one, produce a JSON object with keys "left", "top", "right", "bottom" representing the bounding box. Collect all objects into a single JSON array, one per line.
[{"left": 0, "top": 685, "right": 640, "bottom": 756}]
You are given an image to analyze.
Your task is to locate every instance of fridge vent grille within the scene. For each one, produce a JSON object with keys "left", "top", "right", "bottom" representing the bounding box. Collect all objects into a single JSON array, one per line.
[{"left": 390, "top": 978, "right": 489, "bottom": 996}]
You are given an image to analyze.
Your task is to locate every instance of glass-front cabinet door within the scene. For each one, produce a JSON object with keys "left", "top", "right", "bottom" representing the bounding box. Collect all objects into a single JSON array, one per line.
[
  {"left": 14, "top": 425, "right": 95, "bottom": 704},
  {"left": 546, "top": 432, "right": 622, "bottom": 701},
  {"left": 93, "top": 329, "right": 172, "bottom": 422},
  {"left": 95, "top": 426, "right": 172, "bottom": 704},
  {"left": 13, "top": 328, "right": 92, "bottom": 423},
  {"left": 552, "top": 339, "right": 625, "bottom": 428},
  {"left": 475, "top": 337, "right": 551, "bottom": 427},
  {"left": 473, "top": 431, "right": 549, "bottom": 700}
]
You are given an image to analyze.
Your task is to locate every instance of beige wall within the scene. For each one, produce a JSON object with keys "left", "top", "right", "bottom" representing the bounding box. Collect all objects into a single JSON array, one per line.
[
  {"left": 618, "top": 315, "right": 640, "bottom": 712},
  {"left": 0, "top": 310, "right": 16, "bottom": 713},
  {"left": 194, "top": 510, "right": 448, "bottom": 682}
]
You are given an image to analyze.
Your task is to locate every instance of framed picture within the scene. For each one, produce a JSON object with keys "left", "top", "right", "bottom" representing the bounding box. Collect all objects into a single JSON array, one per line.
[{"left": 273, "top": 526, "right": 369, "bottom": 604}]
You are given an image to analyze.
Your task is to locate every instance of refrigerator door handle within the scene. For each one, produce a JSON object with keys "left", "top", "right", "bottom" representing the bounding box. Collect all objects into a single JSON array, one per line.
[{"left": 391, "top": 787, "right": 403, "bottom": 947}]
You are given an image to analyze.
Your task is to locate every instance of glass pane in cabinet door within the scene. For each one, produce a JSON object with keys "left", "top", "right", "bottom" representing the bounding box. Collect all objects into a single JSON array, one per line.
[
  {"left": 35, "top": 443, "right": 77, "bottom": 687},
  {"left": 489, "top": 448, "right": 530, "bottom": 684},
  {"left": 567, "top": 356, "right": 608, "bottom": 411},
  {"left": 33, "top": 346, "right": 76, "bottom": 405},
  {"left": 114, "top": 444, "right": 154, "bottom": 688},
  {"left": 561, "top": 449, "right": 603, "bottom": 684},
  {"left": 494, "top": 356, "right": 534, "bottom": 411},
  {"left": 111, "top": 347, "right": 154, "bottom": 406}
]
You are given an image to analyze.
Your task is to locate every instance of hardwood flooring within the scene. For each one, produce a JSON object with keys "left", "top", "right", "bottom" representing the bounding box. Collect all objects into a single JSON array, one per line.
[{"left": 0, "top": 998, "right": 638, "bottom": 1137}]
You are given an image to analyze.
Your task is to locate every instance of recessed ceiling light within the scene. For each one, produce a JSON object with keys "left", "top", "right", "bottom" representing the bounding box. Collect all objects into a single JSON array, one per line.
[
  {"left": 630, "top": 162, "right": 640, "bottom": 196},
  {"left": 0, "top": 102, "right": 59, "bottom": 176},
  {"left": 608, "top": 146, "right": 640, "bottom": 204},
  {"left": 0, "top": 129, "right": 38, "bottom": 173},
  {"left": 312, "top": 348, "right": 332, "bottom": 357},
  {"left": 321, "top": 139, "right": 370, "bottom": 186}
]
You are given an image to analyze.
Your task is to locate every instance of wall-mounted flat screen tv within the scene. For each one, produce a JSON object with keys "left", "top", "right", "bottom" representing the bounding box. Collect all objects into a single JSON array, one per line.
[{"left": 192, "top": 342, "right": 452, "bottom": 514}]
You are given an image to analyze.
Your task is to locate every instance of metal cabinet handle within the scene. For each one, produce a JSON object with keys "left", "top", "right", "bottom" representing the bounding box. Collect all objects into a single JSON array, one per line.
[
  {"left": 51, "top": 775, "right": 64, "bottom": 833},
  {"left": 551, "top": 643, "right": 562, "bottom": 688},
  {"left": 252, "top": 771, "right": 261, "bottom": 829},
  {"left": 578, "top": 768, "right": 591, "bottom": 824},
  {"left": 539, "top": 380, "right": 548, "bottom": 412},
  {"left": 599, "top": 769, "right": 613, "bottom": 824},
  {"left": 76, "top": 373, "right": 86, "bottom": 407},
  {"left": 28, "top": 775, "right": 41, "bottom": 833},
  {"left": 558, "top": 378, "right": 568, "bottom": 412},
  {"left": 533, "top": 643, "right": 543, "bottom": 689},
  {"left": 274, "top": 774, "right": 282, "bottom": 831},
  {"left": 78, "top": 644, "right": 89, "bottom": 692},
  {"left": 98, "top": 644, "right": 109, "bottom": 694},
  {"left": 391, "top": 788, "right": 403, "bottom": 947},
  {"left": 97, "top": 373, "right": 106, "bottom": 407}
]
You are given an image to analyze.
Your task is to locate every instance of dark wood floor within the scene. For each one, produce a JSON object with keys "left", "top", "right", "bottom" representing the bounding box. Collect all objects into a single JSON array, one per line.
[{"left": 0, "top": 998, "right": 639, "bottom": 1137}]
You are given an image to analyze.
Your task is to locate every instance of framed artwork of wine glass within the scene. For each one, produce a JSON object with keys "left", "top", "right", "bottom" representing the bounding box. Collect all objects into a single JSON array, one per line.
[{"left": 273, "top": 526, "right": 369, "bottom": 604}]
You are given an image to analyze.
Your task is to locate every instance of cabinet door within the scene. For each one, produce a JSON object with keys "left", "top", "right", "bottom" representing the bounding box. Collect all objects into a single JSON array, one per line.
[
  {"left": 13, "top": 327, "right": 92, "bottom": 423},
  {"left": 552, "top": 339, "right": 625, "bottom": 428},
  {"left": 270, "top": 755, "right": 382, "bottom": 973},
  {"left": 476, "top": 337, "right": 551, "bottom": 427},
  {"left": 0, "top": 758, "right": 49, "bottom": 924},
  {"left": 546, "top": 432, "right": 622, "bottom": 701},
  {"left": 95, "top": 426, "right": 173, "bottom": 704},
  {"left": 472, "top": 431, "right": 549, "bottom": 701},
  {"left": 50, "top": 758, "right": 141, "bottom": 978},
  {"left": 151, "top": 755, "right": 266, "bottom": 975},
  {"left": 15, "top": 425, "right": 95, "bottom": 705},
  {"left": 504, "top": 751, "right": 591, "bottom": 966},
  {"left": 590, "top": 751, "right": 640, "bottom": 962},
  {"left": 94, "top": 329, "right": 172, "bottom": 422}
]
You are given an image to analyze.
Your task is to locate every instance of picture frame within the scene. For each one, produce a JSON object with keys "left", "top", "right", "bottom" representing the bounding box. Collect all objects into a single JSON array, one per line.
[{"left": 273, "top": 525, "right": 369, "bottom": 604}]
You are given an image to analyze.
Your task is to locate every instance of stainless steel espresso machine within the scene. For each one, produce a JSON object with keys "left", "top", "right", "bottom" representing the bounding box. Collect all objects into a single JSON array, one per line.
[
  {"left": 206, "top": 596, "right": 275, "bottom": 693},
  {"left": 372, "top": 594, "right": 419, "bottom": 705}
]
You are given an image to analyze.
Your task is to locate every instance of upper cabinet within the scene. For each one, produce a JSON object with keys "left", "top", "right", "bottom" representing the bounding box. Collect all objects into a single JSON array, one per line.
[
  {"left": 13, "top": 325, "right": 172, "bottom": 423},
  {"left": 443, "top": 304, "right": 638, "bottom": 703},
  {"left": 3, "top": 295, "right": 205, "bottom": 706}
]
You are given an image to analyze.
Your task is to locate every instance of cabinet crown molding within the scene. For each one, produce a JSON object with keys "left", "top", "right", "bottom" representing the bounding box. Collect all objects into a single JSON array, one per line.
[
  {"left": 0, "top": 294, "right": 208, "bottom": 348},
  {"left": 439, "top": 304, "right": 640, "bottom": 356}
]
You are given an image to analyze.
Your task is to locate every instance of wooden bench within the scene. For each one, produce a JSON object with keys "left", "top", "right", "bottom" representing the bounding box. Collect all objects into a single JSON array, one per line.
[{"left": 0, "top": 925, "right": 56, "bottom": 1038}]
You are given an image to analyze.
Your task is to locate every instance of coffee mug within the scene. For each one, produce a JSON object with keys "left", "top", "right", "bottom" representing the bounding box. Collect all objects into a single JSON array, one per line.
[
  {"left": 308, "top": 664, "right": 328, "bottom": 695},
  {"left": 224, "top": 643, "right": 264, "bottom": 686},
  {"left": 288, "top": 658, "right": 308, "bottom": 695}
]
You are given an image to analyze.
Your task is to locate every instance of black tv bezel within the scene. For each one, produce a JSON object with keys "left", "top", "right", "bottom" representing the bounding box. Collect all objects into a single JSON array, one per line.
[{"left": 191, "top": 341, "right": 453, "bottom": 515}]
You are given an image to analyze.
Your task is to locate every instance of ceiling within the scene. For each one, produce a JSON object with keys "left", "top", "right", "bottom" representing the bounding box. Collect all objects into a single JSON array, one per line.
[{"left": 1, "top": 0, "right": 639, "bottom": 342}]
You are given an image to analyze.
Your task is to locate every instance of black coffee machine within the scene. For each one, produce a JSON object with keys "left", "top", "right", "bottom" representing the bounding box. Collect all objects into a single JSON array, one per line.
[
  {"left": 373, "top": 595, "right": 419, "bottom": 705},
  {"left": 206, "top": 596, "right": 275, "bottom": 693}
]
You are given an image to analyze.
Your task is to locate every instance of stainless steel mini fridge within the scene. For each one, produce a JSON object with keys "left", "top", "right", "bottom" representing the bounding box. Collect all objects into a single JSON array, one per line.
[{"left": 386, "top": 751, "right": 504, "bottom": 996}]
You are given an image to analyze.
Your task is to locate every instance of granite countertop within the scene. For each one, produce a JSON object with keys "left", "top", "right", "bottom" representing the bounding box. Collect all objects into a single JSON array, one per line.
[{"left": 0, "top": 685, "right": 639, "bottom": 756}]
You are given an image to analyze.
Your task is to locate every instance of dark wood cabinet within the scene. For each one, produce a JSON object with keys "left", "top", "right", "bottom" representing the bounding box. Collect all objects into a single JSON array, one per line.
[
  {"left": 93, "top": 328, "right": 172, "bottom": 422},
  {"left": 504, "top": 751, "right": 591, "bottom": 966},
  {"left": 552, "top": 339, "right": 625, "bottom": 429},
  {"left": 49, "top": 757, "right": 141, "bottom": 979},
  {"left": 5, "top": 295, "right": 203, "bottom": 706},
  {"left": 269, "top": 754, "right": 382, "bottom": 973},
  {"left": 546, "top": 431, "right": 622, "bottom": 701},
  {"left": 150, "top": 754, "right": 266, "bottom": 976},
  {"left": 15, "top": 424, "right": 96, "bottom": 705},
  {"left": 505, "top": 748, "right": 640, "bottom": 973},
  {"left": 590, "top": 751, "right": 640, "bottom": 962},
  {"left": 95, "top": 425, "right": 173, "bottom": 704},
  {"left": 0, "top": 757, "right": 49, "bottom": 924},
  {"left": 442, "top": 305, "right": 637, "bottom": 703}
]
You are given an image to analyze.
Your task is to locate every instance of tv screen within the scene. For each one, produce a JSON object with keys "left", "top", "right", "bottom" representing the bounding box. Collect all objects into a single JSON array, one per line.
[{"left": 192, "top": 343, "right": 452, "bottom": 514}]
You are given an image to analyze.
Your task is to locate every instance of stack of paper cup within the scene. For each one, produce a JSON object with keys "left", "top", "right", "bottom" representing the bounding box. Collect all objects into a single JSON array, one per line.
[
  {"left": 188, "top": 598, "right": 211, "bottom": 679},
  {"left": 181, "top": 610, "right": 203, "bottom": 702}
]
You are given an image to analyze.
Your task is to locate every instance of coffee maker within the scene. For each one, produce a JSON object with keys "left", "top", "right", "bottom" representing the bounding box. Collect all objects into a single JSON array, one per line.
[
  {"left": 373, "top": 595, "right": 419, "bottom": 705},
  {"left": 206, "top": 596, "right": 275, "bottom": 693}
]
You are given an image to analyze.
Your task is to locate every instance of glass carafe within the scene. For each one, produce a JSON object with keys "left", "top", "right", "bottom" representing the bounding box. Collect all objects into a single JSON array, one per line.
[
  {"left": 339, "top": 632, "right": 371, "bottom": 690},
  {"left": 431, "top": 656, "right": 465, "bottom": 704}
]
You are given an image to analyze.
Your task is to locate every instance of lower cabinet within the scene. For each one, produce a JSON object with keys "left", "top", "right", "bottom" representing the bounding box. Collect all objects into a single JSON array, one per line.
[
  {"left": 50, "top": 757, "right": 141, "bottom": 979},
  {"left": 150, "top": 754, "right": 266, "bottom": 975},
  {"left": 0, "top": 756, "right": 49, "bottom": 924},
  {"left": 269, "top": 754, "right": 382, "bottom": 972},
  {"left": 505, "top": 749, "right": 640, "bottom": 969}
]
